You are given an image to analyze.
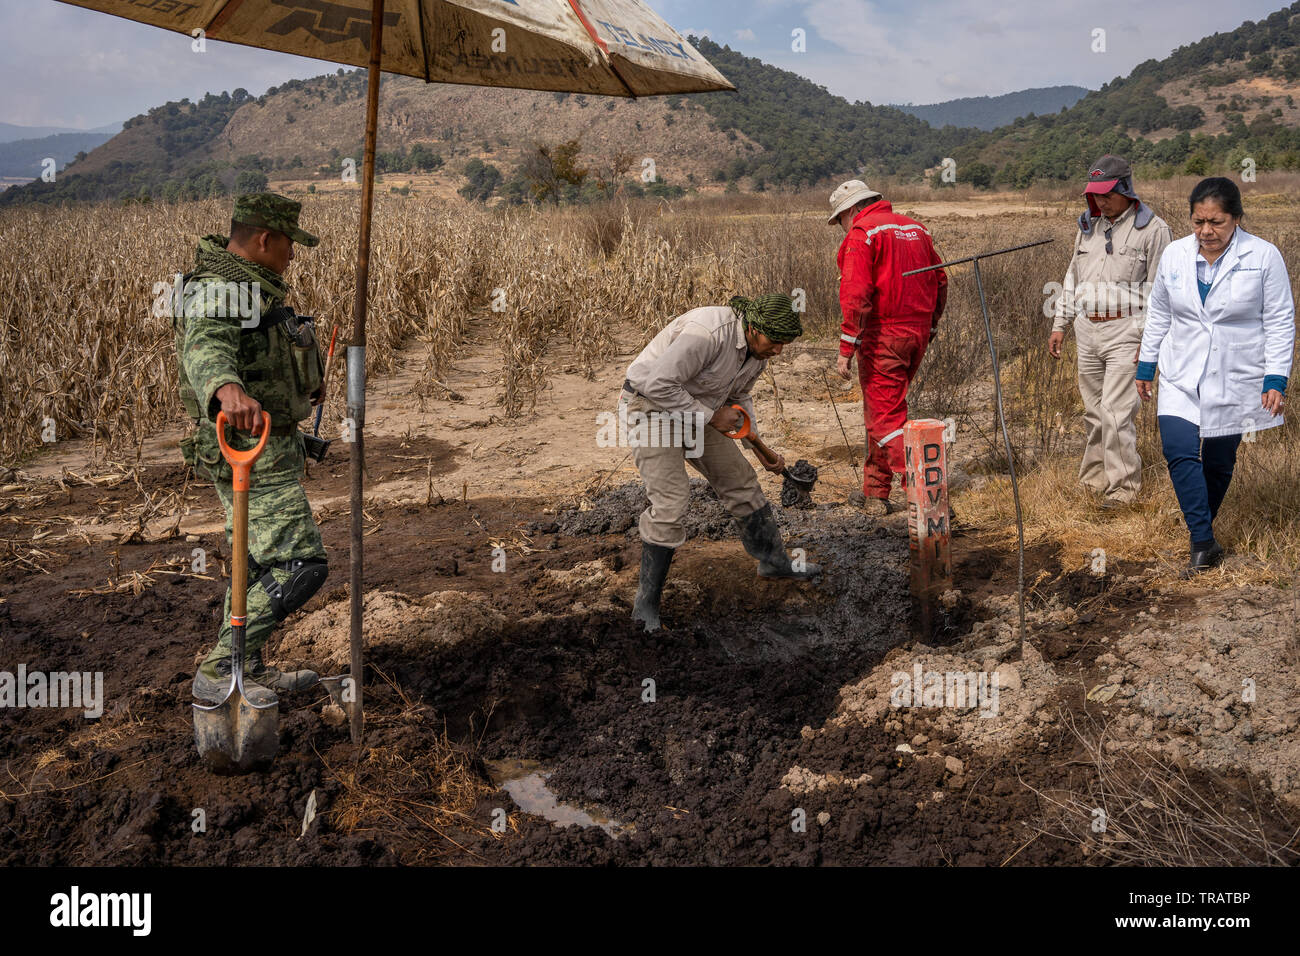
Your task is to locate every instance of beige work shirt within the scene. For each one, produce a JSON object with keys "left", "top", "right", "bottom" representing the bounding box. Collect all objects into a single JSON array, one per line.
[
  {"left": 1053, "top": 202, "right": 1172, "bottom": 332},
  {"left": 625, "top": 306, "right": 765, "bottom": 440}
]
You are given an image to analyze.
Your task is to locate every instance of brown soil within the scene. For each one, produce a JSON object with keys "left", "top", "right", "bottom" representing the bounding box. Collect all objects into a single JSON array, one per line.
[{"left": 3, "top": 308, "right": 1296, "bottom": 866}]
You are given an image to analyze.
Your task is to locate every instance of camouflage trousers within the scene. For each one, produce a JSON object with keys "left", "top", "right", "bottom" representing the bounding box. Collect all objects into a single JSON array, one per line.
[{"left": 182, "top": 422, "right": 326, "bottom": 663}]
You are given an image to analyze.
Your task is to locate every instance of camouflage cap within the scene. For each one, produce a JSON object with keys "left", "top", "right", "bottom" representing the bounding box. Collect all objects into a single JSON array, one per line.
[{"left": 232, "top": 192, "right": 319, "bottom": 247}]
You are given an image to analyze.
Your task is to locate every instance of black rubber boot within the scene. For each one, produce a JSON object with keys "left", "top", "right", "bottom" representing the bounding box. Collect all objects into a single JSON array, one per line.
[
  {"left": 739, "top": 504, "right": 822, "bottom": 580},
  {"left": 247, "top": 649, "right": 319, "bottom": 693},
  {"left": 631, "top": 542, "right": 675, "bottom": 632},
  {"left": 1183, "top": 541, "right": 1224, "bottom": 578}
]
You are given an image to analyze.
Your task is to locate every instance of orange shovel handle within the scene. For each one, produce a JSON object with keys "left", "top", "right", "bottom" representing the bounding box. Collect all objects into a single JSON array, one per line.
[
  {"left": 722, "top": 404, "right": 752, "bottom": 440},
  {"left": 215, "top": 411, "right": 271, "bottom": 492}
]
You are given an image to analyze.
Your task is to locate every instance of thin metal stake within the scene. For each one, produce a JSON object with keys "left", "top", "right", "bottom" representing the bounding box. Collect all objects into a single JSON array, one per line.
[
  {"left": 903, "top": 237, "right": 1053, "bottom": 650},
  {"left": 972, "top": 259, "right": 1027, "bottom": 649}
]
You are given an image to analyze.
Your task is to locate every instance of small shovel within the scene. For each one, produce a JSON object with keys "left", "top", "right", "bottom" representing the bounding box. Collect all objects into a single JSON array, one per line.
[
  {"left": 722, "top": 404, "right": 817, "bottom": 495},
  {"left": 193, "top": 410, "right": 279, "bottom": 774}
]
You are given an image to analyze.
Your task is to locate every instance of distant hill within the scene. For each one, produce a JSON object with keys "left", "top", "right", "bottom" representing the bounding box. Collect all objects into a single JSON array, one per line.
[
  {"left": 0, "top": 131, "right": 115, "bottom": 180},
  {"left": 891, "top": 86, "right": 1090, "bottom": 131},
  {"left": 957, "top": 2, "right": 1300, "bottom": 185},
  {"left": 0, "top": 120, "right": 121, "bottom": 144},
  {"left": 685, "top": 38, "right": 976, "bottom": 187},
  {"left": 3, "top": 46, "right": 977, "bottom": 206}
]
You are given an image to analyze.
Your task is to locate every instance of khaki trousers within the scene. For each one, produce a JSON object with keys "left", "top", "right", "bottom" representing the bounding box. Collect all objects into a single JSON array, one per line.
[
  {"left": 1074, "top": 314, "right": 1143, "bottom": 501},
  {"left": 624, "top": 393, "right": 767, "bottom": 548}
]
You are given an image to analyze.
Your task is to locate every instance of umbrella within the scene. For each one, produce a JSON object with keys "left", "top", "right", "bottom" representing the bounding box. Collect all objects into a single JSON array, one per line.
[{"left": 55, "top": 0, "right": 733, "bottom": 745}]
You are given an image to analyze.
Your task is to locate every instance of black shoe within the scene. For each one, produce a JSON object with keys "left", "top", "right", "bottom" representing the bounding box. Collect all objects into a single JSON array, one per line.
[
  {"left": 631, "top": 542, "right": 675, "bottom": 633},
  {"left": 739, "top": 504, "right": 822, "bottom": 581},
  {"left": 1183, "top": 542, "right": 1224, "bottom": 578},
  {"left": 193, "top": 657, "right": 277, "bottom": 707}
]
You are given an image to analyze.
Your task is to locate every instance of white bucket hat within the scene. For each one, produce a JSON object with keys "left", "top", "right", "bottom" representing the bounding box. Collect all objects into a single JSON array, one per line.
[{"left": 827, "top": 179, "right": 883, "bottom": 225}]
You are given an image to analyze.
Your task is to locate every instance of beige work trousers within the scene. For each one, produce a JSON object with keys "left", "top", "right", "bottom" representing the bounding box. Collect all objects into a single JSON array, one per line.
[
  {"left": 624, "top": 393, "right": 767, "bottom": 548},
  {"left": 1074, "top": 313, "right": 1143, "bottom": 502}
]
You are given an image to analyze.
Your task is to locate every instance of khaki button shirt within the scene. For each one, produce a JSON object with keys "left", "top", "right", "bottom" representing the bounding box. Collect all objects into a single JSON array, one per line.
[
  {"left": 625, "top": 306, "right": 765, "bottom": 440},
  {"left": 1053, "top": 203, "right": 1173, "bottom": 332}
]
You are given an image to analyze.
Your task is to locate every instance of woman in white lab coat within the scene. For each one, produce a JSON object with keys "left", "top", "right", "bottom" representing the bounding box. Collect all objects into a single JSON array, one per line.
[{"left": 1136, "top": 177, "right": 1294, "bottom": 575}]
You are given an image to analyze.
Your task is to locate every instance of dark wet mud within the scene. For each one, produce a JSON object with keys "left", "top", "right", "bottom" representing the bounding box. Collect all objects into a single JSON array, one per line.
[{"left": 2, "top": 461, "right": 1254, "bottom": 866}]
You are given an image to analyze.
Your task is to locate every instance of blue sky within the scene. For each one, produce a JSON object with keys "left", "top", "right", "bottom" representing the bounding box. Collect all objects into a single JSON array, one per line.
[{"left": 0, "top": 0, "right": 1291, "bottom": 128}]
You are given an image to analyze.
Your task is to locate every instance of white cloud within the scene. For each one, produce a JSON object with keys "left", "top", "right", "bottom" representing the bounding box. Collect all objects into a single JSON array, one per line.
[{"left": 735, "top": 28, "right": 758, "bottom": 42}]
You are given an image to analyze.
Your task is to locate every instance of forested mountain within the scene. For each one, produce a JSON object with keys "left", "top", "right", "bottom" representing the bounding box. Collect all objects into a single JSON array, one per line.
[{"left": 684, "top": 37, "right": 977, "bottom": 187}]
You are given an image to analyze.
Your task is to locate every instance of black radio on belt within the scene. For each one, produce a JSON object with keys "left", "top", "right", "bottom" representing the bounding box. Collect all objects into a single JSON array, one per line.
[{"left": 251, "top": 305, "right": 316, "bottom": 347}]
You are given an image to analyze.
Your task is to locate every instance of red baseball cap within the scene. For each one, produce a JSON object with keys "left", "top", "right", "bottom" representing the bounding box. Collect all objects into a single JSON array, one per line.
[{"left": 1083, "top": 154, "right": 1132, "bottom": 195}]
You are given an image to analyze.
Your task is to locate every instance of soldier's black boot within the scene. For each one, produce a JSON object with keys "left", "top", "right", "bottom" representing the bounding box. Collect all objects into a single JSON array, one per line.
[
  {"left": 247, "top": 649, "right": 319, "bottom": 693},
  {"left": 631, "top": 542, "right": 675, "bottom": 633},
  {"left": 192, "top": 656, "right": 277, "bottom": 707},
  {"left": 739, "top": 504, "right": 822, "bottom": 580}
]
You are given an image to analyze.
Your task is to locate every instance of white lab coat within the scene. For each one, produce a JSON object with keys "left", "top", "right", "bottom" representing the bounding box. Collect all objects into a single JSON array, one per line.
[{"left": 1139, "top": 228, "right": 1295, "bottom": 438}]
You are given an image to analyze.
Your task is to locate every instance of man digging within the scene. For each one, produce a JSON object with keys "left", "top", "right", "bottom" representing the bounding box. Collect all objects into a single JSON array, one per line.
[
  {"left": 172, "top": 194, "right": 329, "bottom": 705},
  {"left": 621, "top": 294, "right": 821, "bottom": 633}
]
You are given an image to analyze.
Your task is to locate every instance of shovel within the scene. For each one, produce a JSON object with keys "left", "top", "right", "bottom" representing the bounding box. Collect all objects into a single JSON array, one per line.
[
  {"left": 722, "top": 404, "right": 817, "bottom": 495},
  {"left": 193, "top": 410, "right": 279, "bottom": 774}
]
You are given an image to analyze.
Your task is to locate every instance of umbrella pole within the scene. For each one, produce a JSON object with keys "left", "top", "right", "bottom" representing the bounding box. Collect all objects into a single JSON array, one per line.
[{"left": 347, "top": 0, "right": 386, "bottom": 747}]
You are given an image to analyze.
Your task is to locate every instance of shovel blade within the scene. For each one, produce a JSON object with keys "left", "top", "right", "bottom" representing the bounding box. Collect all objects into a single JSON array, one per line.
[{"left": 193, "top": 694, "right": 279, "bottom": 774}]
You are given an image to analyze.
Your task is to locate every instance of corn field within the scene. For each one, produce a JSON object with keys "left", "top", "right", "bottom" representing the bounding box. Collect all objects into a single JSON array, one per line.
[
  {"left": 2, "top": 186, "right": 1297, "bottom": 502},
  {"left": 0, "top": 194, "right": 845, "bottom": 464}
]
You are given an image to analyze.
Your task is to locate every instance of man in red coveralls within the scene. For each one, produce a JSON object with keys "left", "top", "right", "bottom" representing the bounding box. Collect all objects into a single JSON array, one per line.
[{"left": 831, "top": 180, "right": 947, "bottom": 514}]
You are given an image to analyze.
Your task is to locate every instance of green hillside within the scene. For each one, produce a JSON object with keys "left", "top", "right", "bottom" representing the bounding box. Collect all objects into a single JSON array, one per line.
[
  {"left": 686, "top": 37, "right": 974, "bottom": 187},
  {"left": 958, "top": 3, "right": 1300, "bottom": 185}
]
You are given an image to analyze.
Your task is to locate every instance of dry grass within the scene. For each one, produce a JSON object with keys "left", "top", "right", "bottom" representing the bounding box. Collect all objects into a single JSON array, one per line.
[
  {"left": 1022, "top": 709, "right": 1300, "bottom": 866},
  {"left": 2, "top": 182, "right": 1296, "bottom": 573},
  {"left": 0, "top": 193, "right": 842, "bottom": 463}
]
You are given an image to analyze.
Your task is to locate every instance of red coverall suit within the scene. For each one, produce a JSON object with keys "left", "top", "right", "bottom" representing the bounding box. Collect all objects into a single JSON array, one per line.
[{"left": 838, "top": 200, "right": 947, "bottom": 500}]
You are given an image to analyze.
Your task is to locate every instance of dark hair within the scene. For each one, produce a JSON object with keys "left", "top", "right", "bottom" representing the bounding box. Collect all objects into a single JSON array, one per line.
[
  {"left": 1188, "top": 177, "right": 1244, "bottom": 219},
  {"left": 229, "top": 219, "right": 270, "bottom": 244}
]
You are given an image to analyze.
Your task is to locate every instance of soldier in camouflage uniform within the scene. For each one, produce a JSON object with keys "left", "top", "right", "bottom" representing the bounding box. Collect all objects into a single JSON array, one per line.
[{"left": 173, "top": 193, "right": 329, "bottom": 705}]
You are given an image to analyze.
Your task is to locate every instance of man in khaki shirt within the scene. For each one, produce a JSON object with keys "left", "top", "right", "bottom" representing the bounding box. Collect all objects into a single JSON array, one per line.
[
  {"left": 1049, "top": 155, "right": 1172, "bottom": 507},
  {"left": 620, "top": 294, "right": 820, "bottom": 632}
]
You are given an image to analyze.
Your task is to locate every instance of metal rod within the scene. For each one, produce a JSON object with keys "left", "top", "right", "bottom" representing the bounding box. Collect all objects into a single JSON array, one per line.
[
  {"left": 903, "top": 238, "right": 1054, "bottom": 277},
  {"left": 347, "top": 0, "right": 386, "bottom": 748},
  {"left": 821, "top": 369, "right": 858, "bottom": 470},
  {"left": 972, "top": 259, "right": 1027, "bottom": 649}
]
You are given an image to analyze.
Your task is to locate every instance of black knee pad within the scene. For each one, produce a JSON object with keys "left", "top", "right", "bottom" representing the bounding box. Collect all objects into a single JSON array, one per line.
[{"left": 259, "top": 557, "right": 328, "bottom": 622}]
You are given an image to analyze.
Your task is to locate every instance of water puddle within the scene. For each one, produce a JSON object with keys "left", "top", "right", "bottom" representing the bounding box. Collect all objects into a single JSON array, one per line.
[{"left": 486, "top": 758, "right": 632, "bottom": 837}]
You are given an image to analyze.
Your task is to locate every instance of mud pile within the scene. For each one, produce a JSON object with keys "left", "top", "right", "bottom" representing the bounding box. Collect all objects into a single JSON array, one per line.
[
  {"left": 555, "top": 479, "right": 853, "bottom": 542},
  {"left": 554, "top": 479, "right": 733, "bottom": 540}
]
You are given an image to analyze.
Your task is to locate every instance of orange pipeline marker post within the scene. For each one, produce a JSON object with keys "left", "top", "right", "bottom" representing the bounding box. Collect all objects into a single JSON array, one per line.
[{"left": 904, "top": 420, "right": 952, "bottom": 636}]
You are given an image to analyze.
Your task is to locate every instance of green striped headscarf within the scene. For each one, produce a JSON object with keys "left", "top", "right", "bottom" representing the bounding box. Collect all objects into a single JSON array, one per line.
[{"left": 730, "top": 294, "right": 803, "bottom": 344}]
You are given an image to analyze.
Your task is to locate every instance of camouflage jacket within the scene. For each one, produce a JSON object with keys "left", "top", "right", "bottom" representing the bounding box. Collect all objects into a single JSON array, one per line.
[{"left": 171, "top": 236, "right": 323, "bottom": 429}]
